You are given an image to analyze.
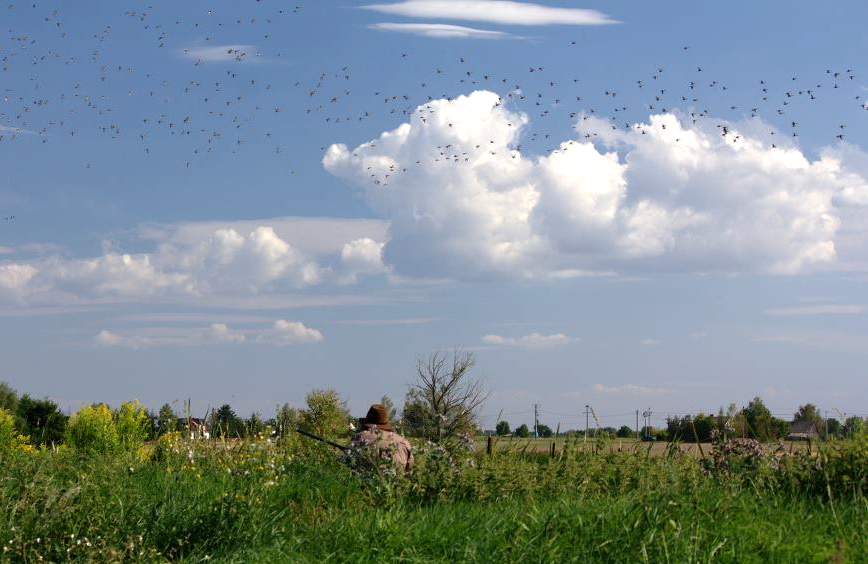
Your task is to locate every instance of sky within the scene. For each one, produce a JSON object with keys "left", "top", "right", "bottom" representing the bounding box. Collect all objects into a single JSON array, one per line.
[{"left": 1, "top": 0, "right": 867, "bottom": 431}]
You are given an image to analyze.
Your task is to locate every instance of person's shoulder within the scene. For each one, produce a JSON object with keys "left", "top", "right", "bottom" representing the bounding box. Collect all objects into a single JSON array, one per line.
[{"left": 392, "top": 432, "right": 412, "bottom": 448}]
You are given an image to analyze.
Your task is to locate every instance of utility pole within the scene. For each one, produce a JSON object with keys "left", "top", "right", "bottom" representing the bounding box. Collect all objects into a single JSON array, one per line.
[
  {"left": 533, "top": 403, "right": 539, "bottom": 438},
  {"left": 824, "top": 410, "right": 829, "bottom": 440},
  {"left": 584, "top": 404, "right": 590, "bottom": 441},
  {"left": 642, "top": 409, "right": 652, "bottom": 439},
  {"left": 636, "top": 409, "right": 639, "bottom": 440}
]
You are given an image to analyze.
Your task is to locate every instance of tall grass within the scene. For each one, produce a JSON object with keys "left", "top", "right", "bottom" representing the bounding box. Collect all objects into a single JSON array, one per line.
[{"left": 0, "top": 434, "right": 865, "bottom": 562}]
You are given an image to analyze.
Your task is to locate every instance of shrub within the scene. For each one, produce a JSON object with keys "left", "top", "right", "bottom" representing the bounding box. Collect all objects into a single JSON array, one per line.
[
  {"left": 116, "top": 400, "right": 150, "bottom": 452},
  {"left": 0, "top": 407, "right": 17, "bottom": 450},
  {"left": 16, "top": 395, "right": 67, "bottom": 446},
  {"left": 300, "top": 389, "right": 350, "bottom": 440},
  {"left": 65, "top": 404, "right": 120, "bottom": 454}
]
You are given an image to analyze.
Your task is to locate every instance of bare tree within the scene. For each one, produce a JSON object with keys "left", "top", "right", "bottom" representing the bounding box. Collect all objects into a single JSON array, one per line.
[{"left": 411, "top": 348, "right": 487, "bottom": 440}]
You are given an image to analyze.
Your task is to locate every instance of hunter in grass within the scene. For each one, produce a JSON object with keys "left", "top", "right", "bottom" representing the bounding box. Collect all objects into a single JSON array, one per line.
[{"left": 350, "top": 403, "right": 414, "bottom": 473}]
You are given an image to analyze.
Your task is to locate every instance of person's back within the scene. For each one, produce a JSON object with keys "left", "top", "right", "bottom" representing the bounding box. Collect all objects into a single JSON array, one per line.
[{"left": 350, "top": 404, "right": 413, "bottom": 473}]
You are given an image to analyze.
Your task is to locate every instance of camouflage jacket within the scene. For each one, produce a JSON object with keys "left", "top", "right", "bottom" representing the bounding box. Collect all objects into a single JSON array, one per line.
[{"left": 350, "top": 427, "right": 414, "bottom": 472}]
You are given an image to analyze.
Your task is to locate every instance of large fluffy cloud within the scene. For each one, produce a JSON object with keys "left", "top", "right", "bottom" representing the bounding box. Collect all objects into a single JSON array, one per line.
[
  {"left": 0, "top": 219, "right": 388, "bottom": 305},
  {"left": 324, "top": 90, "right": 868, "bottom": 278}
]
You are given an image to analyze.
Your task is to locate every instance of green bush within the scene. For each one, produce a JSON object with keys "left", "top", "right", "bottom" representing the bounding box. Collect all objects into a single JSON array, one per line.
[
  {"left": 116, "top": 400, "right": 150, "bottom": 452},
  {"left": 0, "top": 407, "right": 17, "bottom": 450},
  {"left": 300, "top": 388, "right": 351, "bottom": 440},
  {"left": 65, "top": 404, "right": 120, "bottom": 454}
]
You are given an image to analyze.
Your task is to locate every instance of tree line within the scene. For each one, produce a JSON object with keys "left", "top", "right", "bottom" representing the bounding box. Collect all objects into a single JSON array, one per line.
[{"left": 2, "top": 356, "right": 865, "bottom": 447}]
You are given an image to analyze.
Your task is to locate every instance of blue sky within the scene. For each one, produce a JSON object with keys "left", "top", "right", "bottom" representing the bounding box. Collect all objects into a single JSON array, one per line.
[{"left": 1, "top": 1, "right": 867, "bottom": 430}]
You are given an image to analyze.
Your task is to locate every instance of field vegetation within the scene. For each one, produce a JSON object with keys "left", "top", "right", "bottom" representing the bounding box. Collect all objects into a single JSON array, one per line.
[{"left": 0, "top": 359, "right": 866, "bottom": 563}]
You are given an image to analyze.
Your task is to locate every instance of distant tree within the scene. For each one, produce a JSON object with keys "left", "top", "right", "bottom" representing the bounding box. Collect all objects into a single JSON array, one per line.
[
  {"left": 495, "top": 421, "right": 511, "bottom": 436},
  {"left": 843, "top": 416, "right": 864, "bottom": 437},
  {"left": 275, "top": 403, "right": 300, "bottom": 438},
  {"left": 380, "top": 395, "right": 398, "bottom": 427},
  {"left": 617, "top": 425, "right": 634, "bottom": 438},
  {"left": 666, "top": 416, "right": 683, "bottom": 440},
  {"left": 825, "top": 417, "right": 843, "bottom": 438},
  {"left": 409, "top": 349, "right": 487, "bottom": 441},
  {"left": 401, "top": 389, "right": 438, "bottom": 438},
  {"left": 515, "top": 424, "right": 530, "bottom": 438},
  {"left": 247, "top": 412, "right": 265, "bottom": 436},
  {"left": 156, "top": 403, "right": 178, "bottom": 436},
  {"left": 691, "top": 413, "right": 717, "bottom": 442},
  {"left": 0, "top": 381, "right": 18, "bottom": 413},
  {"left": 794, "top": 404, "right": 824, "bottom": 436},
  {"left": 16, "top": 395, "right": 67, "bottom": 446},
  {"left": 300, "top": 389, "right": 350, "bottom": 440},
  {"left": 212, "top": 404, "right": 244, "bottom": 438},
  {"left": 769, "top": 417, "right": 790, "bottom": 440},
  {"left": 537, "top": 424, "right": 553, "bottom": 438},
  {"left": 742, "top": 396, "right": 774, "bottom": 441}
]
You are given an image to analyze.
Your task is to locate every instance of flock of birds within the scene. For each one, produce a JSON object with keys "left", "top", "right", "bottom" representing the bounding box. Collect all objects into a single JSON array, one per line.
[{"left": 0, "top": 1, "right": 865, "bottom": 210}]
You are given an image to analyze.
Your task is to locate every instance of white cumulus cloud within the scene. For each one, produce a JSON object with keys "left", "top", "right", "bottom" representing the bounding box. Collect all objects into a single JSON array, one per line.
[
  {"left": 0, "top": 220, "right": 390, "bottom": 306},
  {"left": 361, "top": 1, "right": 619, "bottom": 26},
  {"left": 260, "top": 319, "right": 324, "bottom": 345},
  {"left": 482, "top": 332, "right": 573, "bottom": 348},
  {"left": 338, "top": 238, "right": 387, "bottom": 284},
  {"left": 93, "top": 319, "right": 323, "bottom": 348},
  {"left": 324, "top": 90, "right": 868, "bottom": 279},
  {"left": 208, "top": 323, "right": 247, "bottom": 344}
]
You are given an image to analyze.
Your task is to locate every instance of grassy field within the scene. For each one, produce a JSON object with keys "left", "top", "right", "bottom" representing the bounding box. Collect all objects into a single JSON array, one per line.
[
  {"left": 475, "top": 435, "right": 816, "bottom": 457},
  {"left": 1, "top": 433, "right": 865, "bottom": 563}
]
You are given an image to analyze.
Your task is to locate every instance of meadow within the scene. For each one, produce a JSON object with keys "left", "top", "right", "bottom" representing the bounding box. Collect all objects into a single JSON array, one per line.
[{"left": 1, "top": 429, "right": 866, "bottom": 563}]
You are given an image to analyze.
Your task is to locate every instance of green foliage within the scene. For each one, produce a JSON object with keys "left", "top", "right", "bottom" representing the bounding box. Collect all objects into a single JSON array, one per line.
[
  {"left": 666, "top": 413, "right": 718, "bottom": 442},
  {"left": 536, "top": 423, "right": 553, "bottom": 438},
  {"left": 844, "top": 416, "right": 864, "bottom": 437},
  {"left": 65, "top": 404, "right": 120, "bottom": 454},
  {"left": 401, "top": 388, "right": 438, "bottom": 438},
  {"left": 274, "top": 403, "right": 300, "bottom": 439},
  {"left": 0, "top": 381, "right": 18, "bottom": 413},
  {"left": 495, "top": 420, "right": 510, "bottom": 436},
  {"left": 116, "top": 400, "right": 150, "bottom": 452},
  {"left": 617, "top": 425, "right": 634, "bottom": 438},
  {"left": 247, "top": 412, "right": 265, "bottom": 436},
  {"left": 514, "top": 423, "right": 529, "bottom": 438},
  {"left": 300, "top": 388, "right": 350, "bottom": 440},
  {"left": 0, "top": 431, "right": 866, "bottom": 562},
  {"left": 0, "top": 407, "right": 17, "bottom": 450},
  {"left": 379, "top": 395, "right": 398, "bottom": 426},
  {"left": 16, "top": 394, "right": 67, "bottom": 446},
  {"left": 156, "top": 403, "right": 177, "bottom": 436},
  {"left": 212, "top": 404, "right": 245, "bottom": 438}
]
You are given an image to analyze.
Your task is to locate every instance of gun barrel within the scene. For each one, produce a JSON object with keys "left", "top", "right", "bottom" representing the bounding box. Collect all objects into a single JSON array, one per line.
[{"left": 294, "top": 428, "right": 350, "bottom": 452}]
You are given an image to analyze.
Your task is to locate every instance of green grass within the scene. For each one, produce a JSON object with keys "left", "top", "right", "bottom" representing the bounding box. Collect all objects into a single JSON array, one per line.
[{"left": 0, "top": 435, "right": 865, "bottom": 563}]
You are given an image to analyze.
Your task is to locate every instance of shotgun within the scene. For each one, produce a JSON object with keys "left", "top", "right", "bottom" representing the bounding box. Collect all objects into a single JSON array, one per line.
[{"left": 295, "top": 428, "right": 350, "bottom": 452}]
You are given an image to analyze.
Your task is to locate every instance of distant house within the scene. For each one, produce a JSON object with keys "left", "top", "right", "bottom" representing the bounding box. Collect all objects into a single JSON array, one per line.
[
  {"left": 786, "top": 421, "right": 818, "bottom": 441},
  {"left": 179, "top": 417, "right": 211, "bottom": 440}
]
